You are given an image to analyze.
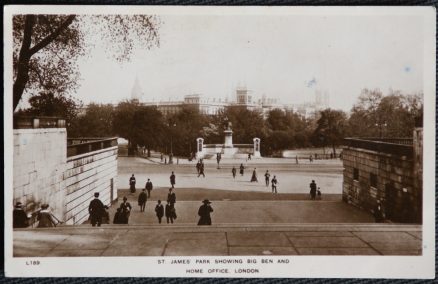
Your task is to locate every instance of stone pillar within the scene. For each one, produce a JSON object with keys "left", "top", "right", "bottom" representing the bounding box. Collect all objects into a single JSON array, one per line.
[
  {"left": 196, "top": 138, "right": 204, "bottom": 159},
  {"left": 253, "top": 137, "right": 261, "bottom": 158},
  {"left": 224, "top": 129, "right": 233, "bottom": 148}
]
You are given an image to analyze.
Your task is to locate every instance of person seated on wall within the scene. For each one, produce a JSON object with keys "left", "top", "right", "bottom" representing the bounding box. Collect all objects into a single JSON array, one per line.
[
  {"left": 13, "top": 202, "right": 29, "bottom": 228},
  {"left": 37, "top": 204, "right": 57, "bottom": 228}
]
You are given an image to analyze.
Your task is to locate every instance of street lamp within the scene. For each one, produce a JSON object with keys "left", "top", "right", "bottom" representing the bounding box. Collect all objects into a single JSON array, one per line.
[
  {"left": 375, "top": 121, "right": 387, "bottom": 138},
  {"left": 168, "top": 123, "right": 177, "bottom": 164}
]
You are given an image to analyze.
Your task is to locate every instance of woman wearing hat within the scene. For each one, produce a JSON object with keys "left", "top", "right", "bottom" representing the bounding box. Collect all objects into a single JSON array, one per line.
[
  {"left": 37, "top": 204, "right": 56, "bottom": 228},
  {"left": 197, "top": 199, "right": 213, "bottom": 226},
  {"left": 13, "top": 202, "right": 29, "bottom": 228}
]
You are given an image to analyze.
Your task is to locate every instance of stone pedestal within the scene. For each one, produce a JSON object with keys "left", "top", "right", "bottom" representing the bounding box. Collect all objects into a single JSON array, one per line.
[
  {"left": 224, "top": 129, "right": 233, "bottom": 148},
  {"left": 253, "top": 138, "right": 261, "bottom": 158}
]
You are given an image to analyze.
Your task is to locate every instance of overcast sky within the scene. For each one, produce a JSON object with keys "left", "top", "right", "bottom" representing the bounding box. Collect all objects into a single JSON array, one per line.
[{"left": 76, "top": 13, "right": 424, "bottom": 111}]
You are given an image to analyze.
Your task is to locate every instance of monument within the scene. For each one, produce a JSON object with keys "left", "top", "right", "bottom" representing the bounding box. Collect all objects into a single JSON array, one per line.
[{"left": 196, "top": 119, "right": 261, "bottom": 159}]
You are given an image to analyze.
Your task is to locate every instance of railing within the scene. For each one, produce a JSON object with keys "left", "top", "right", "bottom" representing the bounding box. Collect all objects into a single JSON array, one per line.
[
  {"left": 203, "top": 143, "right": 253, "bottom": 149},
  {"left": 351, "top": 137, "right": 413, "bottom": 146},
  {"left": 67, "top": 137, "right": 118, "bottom": 157},
  {"left": 14, "top": 116, "right": 66, "bottom": 129},
  {"left": 343, "top": 138, "right": 413, "bottom": 158}
]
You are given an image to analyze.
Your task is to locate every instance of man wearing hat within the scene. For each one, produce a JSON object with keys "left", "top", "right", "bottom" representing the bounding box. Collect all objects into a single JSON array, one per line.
[
  {"left": 88, "top": 192, "right": 105, "bottom": 227},
  {"left": 13, "top": 202, "right": 29, "bottom": 228},
  {"left": 197, "top": 199, "right": 214, "bottom": 226}
]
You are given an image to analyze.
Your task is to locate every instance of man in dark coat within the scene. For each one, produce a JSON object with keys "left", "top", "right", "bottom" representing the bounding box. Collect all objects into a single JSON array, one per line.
[
  {"left": 198, "top": 162, "right": 205, "bottom": 178},
  {"left": 239, "top": 163, "right": 245, "bottom": 176},
  {"left": 155, "top": 200, "right": 164, "bottom": 224},
  {"left": 129, "top": 174, "right": 136, "bottom": 193},
  {"left": 309, "top": 180, "right": 317, "bottom": 200},
  {"left": 145, "top": 178, "right": 153, "bottom": 198},
  {"left": 197, "top": 199, "right": 213, "bottom": 225},
  {"left": 232, "top": 166, "right": 237, "bottom": 179},
  {"left": 271, "top": 176, "right": 278, "bottom": 194},
  {"left": 170, "top": 171, "right": 176, "bottom": 188},
  {"left": 165, "top": 202, "right": 175, "bottom": 224},
  {"left": 374, "top": 200, "right": 384, "bottom": 223},
  {"left": 138, "top": 189, "right": 147, "bottom": 212},
  {"left": 120, "top": 196, "right": 132, "bottom": 224},
  {"left": 264, "top": 170, "right": 270, "bottom": 187},
  {"left": 13, "top": 202, "right": 29, "bottom": 228},
  {"left": 89, "top": 192, "right": 105, "bottom": 227},
  {"left": 167, "top": 188, "right": 176, "bottom": 205}
]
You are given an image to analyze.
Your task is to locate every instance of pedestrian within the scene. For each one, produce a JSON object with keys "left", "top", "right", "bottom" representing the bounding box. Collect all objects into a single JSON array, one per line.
[
  {"left": 264, "top": 170, "right": 270, "bottom": 186},
  {"left": 251, "top": 168, "right": 258, "bottom": 182},
  {"left": 309, "top": 155, "right": 313, "bottom": 163},
  {"left": 309, "top": 180, "right": 317, "bottom": 200},
  {"left": 271, "top": 176, "right": 278, "bottom": 193},
  {"left": 248, "top": 153, "right": 252, "bottom": 160},
  {"left": 102, "top": 206, "right": 110, "bottom": 224},
  {"left": 129, "top": 174, "right": 136, "bottom": 193},
  {"left": 317, "top": 187, "right": 322, "bottom": 200},
  {"left": 216, "top": 153, "right": 221, "bottom": 169},
  {"left": 120, "top": 196, "right": 132, "bottom": 224},
  {"left": 165, "top": 202, "right": 175, "bottom": 224},
  {"left": 145, "top": 178, "right": 153, "bottom": 198},
  {"left": 197, "top": 199, "right": 213, "bottom": 225},
  {"left": 88, "top": 192, "right": 105, "bottom": 227},
  {"left": 113, "top": 208, "right": 123, "bottom": 224},
  {"left": 239, "top": 163, "right": 245, "bottom": 176},
  {"left": 198, "top": 162, "right": 205, "bottom": 178},
  {"left": 155, "top": 200, "right": 164, "bottom": 224},
  {"left": 296, "top": 155, "right": 299, "bottom": 164},
  {"left": 167, "top": 188, "right": 176, "bottom": 205},
  {"left": 161, "top": 153, "right": 163, "bottom": 162},
  {"left": 13, "top": 202, "right": 29, "bottom": 228},
  {"left": 170, "top": 171, "right": 176, "bottom": 188},
  {"left": 232, "top": 166, "right": 237, "bottom": 178},
  {"left": 138, "top": 189, "right": 147, "bottom": 212},
  {"left": 374, "top": 200, "right": 384, "bottom": 223},
  {"left": 37, "top": 204, "right": 56, "bottom": 228},
  {"left": 196, "top": 161, "right": 201, "bottom": 175}
]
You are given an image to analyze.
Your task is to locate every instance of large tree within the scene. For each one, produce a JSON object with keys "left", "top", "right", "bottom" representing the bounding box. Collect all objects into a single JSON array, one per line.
[
  {"left": 313, "top": 109, "right": 347, "bottom": 156},
  {"left": 69, "top": 103, "right": 115, "bottom": 138},
  {"left": 13, "top": 14, "right": 160, "bottom": 110}
]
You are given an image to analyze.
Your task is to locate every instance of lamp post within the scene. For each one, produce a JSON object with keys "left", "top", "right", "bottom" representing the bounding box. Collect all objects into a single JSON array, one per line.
[
  {"left": 375, "top": 121, "right": 387, "bottom": 138},
  {"left": 168, "top": 123, "right": 176, "bottom": 164}
]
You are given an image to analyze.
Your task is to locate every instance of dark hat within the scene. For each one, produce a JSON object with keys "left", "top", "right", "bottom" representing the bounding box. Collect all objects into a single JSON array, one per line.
[
  {"left": 123, "top": 196, "right": 128, "bottom": 201},
  {"left": 202, "top": 199, "right": 211, "bottom": 204},
  {"left": 15, "top": 202, "right": 22, "bottom": 208},
  {"left": 41, "top": 204, "right": 49, "bottom": 209},
  {"left": 94, "top": 192, "right": 100, "bottom": 197}
]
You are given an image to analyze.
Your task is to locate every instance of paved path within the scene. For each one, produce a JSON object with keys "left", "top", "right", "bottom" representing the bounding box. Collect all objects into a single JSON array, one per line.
[
  {"left": 118, "top": 157, "right": 343, "bottom": 194},
  {"left": 109, "top": 189, "right": 373, "bottom": 225},
  {"left": 13, "top": 224, "right": 422, "bottom": 257}
]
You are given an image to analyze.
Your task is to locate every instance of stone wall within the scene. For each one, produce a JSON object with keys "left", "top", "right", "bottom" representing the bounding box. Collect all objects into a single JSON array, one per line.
[
  {"left": 13, "top": 128, "right": 118, "bottom": 226},
  {"left": 13, "top": 129, "right": 67, "bottom": 220},
  {"left": 64, "top": 147, "right": 118, "bottom": 225},
  {"left": 342, "top": 143, "right": 421, "bottom": 223}
]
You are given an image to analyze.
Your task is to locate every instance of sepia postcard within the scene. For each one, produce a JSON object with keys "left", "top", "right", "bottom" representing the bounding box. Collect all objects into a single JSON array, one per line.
[{"left": 3, "top": 5, "right": 436, "bottom": 278}]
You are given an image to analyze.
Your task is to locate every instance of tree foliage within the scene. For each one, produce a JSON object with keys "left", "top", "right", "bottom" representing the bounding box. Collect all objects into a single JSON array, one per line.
[
  {"left": 69, "top": 103, "right": 115, "bottom": 138},
  {"left": 313, "top": 109, "right": 347, "bottom": 155},
  {"left": 12, "top": 14, "right": 160, "bottom": 110}
]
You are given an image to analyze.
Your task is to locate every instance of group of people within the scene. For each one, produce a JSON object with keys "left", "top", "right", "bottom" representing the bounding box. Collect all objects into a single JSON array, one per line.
[
  {"left": 309, "top": 180, "right": 322, "bottom": 200},
  {"left": 13, "top": 202, "right": 64, "bottom": 228}
]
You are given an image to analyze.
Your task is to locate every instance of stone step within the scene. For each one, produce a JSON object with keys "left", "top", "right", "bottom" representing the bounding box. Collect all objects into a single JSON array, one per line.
[{"left": 19, "top": 222, "right": 422, "bottom": 232}]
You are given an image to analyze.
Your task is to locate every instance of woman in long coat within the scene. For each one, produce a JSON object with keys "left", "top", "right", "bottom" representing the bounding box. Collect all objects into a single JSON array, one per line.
[
  {"left": 250, "top": 168, "right": 258, "bottom": 182},
  {"left": 197, "top": 199, "right": 213, "bottom": 225},
  {"left": 239, "top": 163, "right": 245, "bottom": 176}
]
